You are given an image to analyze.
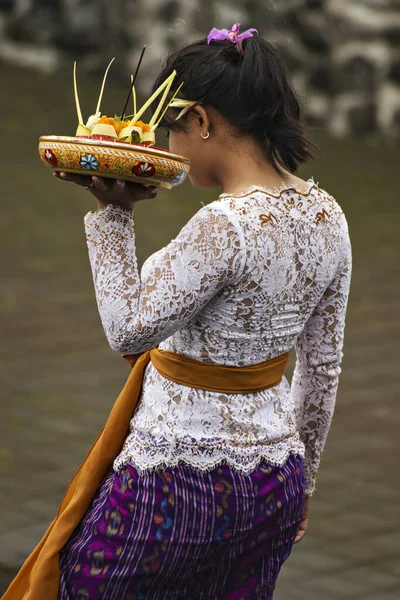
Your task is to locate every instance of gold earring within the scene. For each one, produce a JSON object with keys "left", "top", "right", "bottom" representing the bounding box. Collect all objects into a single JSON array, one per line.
[{"left": 201, "top": 131, "right": 210, "bottom": 139}]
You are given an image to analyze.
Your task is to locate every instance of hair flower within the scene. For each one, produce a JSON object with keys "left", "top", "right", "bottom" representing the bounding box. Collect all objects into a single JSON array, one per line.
[{"left": 207, "top": 23, "right": 258, "bottom": 46}]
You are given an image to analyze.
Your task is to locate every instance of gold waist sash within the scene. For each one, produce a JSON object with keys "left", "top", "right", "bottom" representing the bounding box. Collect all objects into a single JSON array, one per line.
[{"left": 2, "top": 347, "right": 289, "bottom": 600}]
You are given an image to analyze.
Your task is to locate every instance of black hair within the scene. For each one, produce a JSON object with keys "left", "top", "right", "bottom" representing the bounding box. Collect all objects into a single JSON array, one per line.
[{"left": 152, "top": 35, "right": 317, "bottom": 175}]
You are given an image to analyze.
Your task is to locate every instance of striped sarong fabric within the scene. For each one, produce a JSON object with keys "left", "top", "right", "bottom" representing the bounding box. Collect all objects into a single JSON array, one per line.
[{"left": 58, "top": 454, "right": 305, "bottom": 600}]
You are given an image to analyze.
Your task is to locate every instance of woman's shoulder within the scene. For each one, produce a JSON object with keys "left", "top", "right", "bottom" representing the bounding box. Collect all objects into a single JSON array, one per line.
[
  {"left": 310, "top": 182, "right": 350, "bottom": 230},
  {"left": 191, "top": 177, "right": 349, "bottom": 234},
  {"left": 207, "top": 178, "right": 349, "bottom": 238}
]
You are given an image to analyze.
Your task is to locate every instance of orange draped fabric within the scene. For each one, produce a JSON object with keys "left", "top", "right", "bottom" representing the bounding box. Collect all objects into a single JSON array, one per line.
[{"left": 2, "top": 348, "right": 289, "bottom": 600}]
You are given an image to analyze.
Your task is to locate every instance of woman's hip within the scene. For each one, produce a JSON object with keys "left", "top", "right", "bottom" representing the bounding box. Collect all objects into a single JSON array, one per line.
[{"left": 59, "top": 454, "right": 305, "bottom": 599}]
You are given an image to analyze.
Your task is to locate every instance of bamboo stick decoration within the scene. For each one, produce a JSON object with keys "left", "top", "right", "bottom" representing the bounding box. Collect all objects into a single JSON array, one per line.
[
  {"left": 95, "top": 57, "right": 115, "bottom": 117},
  {"left": 121, "top": 45, "right": 146, "bottom": 121},
  {"left": 73, "top": 61, "right": 84, "bottom": 125},
  {"left": 149, "top": 75, "right": 176, "bottom": 128},
  {"left": 131, "top": 75, "right": 137, "bottom": 116},
  {"left": 151, "top": 81, "right": 184, "bottom": 132},
  {"left": 129, "top": 70, "right": 177, "bottom": 126},
  {"left": 169, "top": 99, "right": 198, "bottom": 121}
]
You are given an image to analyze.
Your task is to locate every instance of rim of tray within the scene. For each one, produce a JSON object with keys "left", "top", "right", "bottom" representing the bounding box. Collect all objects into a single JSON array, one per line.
[{"left": 39, "top": 136, "right": 191, "bottom": 164}]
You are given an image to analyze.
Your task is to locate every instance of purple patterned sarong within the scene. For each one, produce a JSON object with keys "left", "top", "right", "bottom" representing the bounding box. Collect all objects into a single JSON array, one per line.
[{"left": 58, "top": 454, "right": 305, "bottom": 600}]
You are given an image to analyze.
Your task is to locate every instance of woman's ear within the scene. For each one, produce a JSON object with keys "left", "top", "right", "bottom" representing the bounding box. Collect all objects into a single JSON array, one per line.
[{"left": 192, "top": 105, "right": 211, "bottom": 137}]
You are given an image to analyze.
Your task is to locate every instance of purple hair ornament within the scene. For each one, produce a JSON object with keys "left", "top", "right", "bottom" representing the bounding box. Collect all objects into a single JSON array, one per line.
[{"left": 207, "top": 23, "right": 258, "bottom": 53}]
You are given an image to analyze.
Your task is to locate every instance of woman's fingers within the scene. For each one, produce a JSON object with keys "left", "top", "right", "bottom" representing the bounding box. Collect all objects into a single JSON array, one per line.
[
  {"left": 53, "top": 171, "right": 158, "bottom": 207},
  {"left": 92, "top": 176, "right": 112, "bottom": 194},
  {"left": 294, "top": 518, "right": 308, "bottom": 543},
  {"left": 113, "top": 179, "right": 126, "bottom": 196},
  {"left": 53, "top": 171, "right": 93, "bottom": 187},
  {"left": 293, "top": 496, "right": 310, "bottom": 544},
  {"left": 125, "top": 181, "right": 158, "bottom": 201}
]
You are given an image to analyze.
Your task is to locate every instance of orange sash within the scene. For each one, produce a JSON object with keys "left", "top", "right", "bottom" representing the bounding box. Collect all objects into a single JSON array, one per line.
[{"left": 2, "top": 348, "right": 289, "bottom": 600}]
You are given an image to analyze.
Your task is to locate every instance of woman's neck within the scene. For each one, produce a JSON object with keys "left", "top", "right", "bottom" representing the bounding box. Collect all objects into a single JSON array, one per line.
[{"left": 215, "top": 140, "right": 308, "bottom": 195}]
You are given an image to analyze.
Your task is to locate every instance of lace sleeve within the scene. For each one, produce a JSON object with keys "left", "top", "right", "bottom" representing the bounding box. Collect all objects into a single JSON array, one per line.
[
  {"left": 291, "top": 218, "right": 352, "bottom": 496},
  {"left": 84, "top": 202, "right": 246, "bottom": 354}
]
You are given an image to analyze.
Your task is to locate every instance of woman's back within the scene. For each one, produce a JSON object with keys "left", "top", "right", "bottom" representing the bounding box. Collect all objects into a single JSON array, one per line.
[
  {"left": 97, "top": 177, "right": 352, "bottom": 497},
  {"left": 159, "top": 178, "right": 350, "bottom": 366}
]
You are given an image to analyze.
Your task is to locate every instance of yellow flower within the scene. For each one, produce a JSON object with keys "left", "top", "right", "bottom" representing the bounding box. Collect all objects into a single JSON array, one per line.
[
  {"left": 96, "top": 115, "right": 151, "bottom": 136},
  {"left": 114, "top": 120, "right": 129, "bottom": 133},
  {"left": 133, "top": 120, "right": 151, "bottom": 132},
  {"left": 98, "top": 115, "right": 116, "bottom": 126}
]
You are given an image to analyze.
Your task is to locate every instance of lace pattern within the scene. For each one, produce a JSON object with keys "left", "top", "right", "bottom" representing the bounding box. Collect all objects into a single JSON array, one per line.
[{"left": 84, "top": 178, "right": 351, "bottom": 496}]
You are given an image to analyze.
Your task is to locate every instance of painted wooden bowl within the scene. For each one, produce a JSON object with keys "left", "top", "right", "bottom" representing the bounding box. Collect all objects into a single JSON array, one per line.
[{"left": 38, "top": 136, "right": 190, "bottom": 189}]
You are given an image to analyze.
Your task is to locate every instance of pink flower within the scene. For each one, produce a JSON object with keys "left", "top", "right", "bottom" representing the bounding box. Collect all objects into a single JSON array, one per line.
[{"left": 207, "top": 23, "right": 258, "bottom": 46}]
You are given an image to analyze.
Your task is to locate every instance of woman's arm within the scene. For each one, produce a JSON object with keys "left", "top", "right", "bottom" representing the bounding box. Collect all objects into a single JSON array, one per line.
[
  {"left": 291, "top": 220, "right": 352, "bottom": 497},
  {"left": 84, "top": 202, "right": 246, "bottom": 354}
]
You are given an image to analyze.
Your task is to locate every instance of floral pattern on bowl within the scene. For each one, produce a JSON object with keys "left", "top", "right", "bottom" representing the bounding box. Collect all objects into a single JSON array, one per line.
[
  {"left": 132, "top": 162, "right": 156, "bottom": 177},
  {"left": 44, "top": 149, "right": 58, "bottom": 166},
  {"left": 80, "top": 154, "right": 100, "bottom": 170}
]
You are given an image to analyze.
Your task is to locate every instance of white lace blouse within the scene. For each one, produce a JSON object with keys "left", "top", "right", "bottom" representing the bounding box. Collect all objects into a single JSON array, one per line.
[{"left": 84, "top": 177, "right": 352, "bottom": 496}]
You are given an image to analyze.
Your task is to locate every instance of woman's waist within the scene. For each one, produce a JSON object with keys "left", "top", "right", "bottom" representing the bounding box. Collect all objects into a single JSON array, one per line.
[
  {"left": 133, "top": 372, "right": 296, "bottom": 441},
  {"left": 126, "top": 426, "right": 300, "bottom": 447},
  {"left": 158, "top": 337, "right": 292, "bottom": 368},
  {"left": 142, "top": 359, "right": 292, "bottom": 399}
]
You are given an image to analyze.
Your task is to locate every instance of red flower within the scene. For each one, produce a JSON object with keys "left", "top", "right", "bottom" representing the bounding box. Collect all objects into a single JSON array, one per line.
[
  {"left": 44, "top": 148, "right": 58, "bottom": 166},
  {"left": 132, "top": 162, "right": 156, "bottom": 177}
]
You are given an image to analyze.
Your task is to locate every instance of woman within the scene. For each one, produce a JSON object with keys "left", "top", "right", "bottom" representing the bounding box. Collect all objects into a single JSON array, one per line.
[{"left": 20, "top": 25, "right": 353, "bottom": 600}]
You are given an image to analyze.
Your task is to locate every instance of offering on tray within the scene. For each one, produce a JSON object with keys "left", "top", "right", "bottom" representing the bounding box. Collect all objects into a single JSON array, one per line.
[{"left": 38, "top": 56, "right": 190, "bottom": 189}]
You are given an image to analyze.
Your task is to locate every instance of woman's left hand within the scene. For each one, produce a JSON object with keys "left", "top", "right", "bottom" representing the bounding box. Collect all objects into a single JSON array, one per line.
[
  {"left": 294, "top": 496, "right": 310, "bottom": 543},
  {"left": 53, "top": 171, "right": 157, "bottom": 212}
]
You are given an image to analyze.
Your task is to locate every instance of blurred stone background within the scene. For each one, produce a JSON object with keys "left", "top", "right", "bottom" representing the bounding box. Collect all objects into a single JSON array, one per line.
[
  {"left": 0, "top": 1, "right": 399, "bottom": 599},
  {"left": 0, "top": 0, "right": 400, "bottom": 138}
]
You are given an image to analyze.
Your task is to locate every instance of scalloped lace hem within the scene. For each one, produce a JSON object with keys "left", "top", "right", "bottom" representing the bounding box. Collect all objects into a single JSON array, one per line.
[{"left": 113, "top": 438, "right": 306, "bottom": 478}]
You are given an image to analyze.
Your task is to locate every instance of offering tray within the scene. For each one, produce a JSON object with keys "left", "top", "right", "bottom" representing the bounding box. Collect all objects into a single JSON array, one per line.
[{"left": 39, "top": 135, "right": 190, "bottom": 189}]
